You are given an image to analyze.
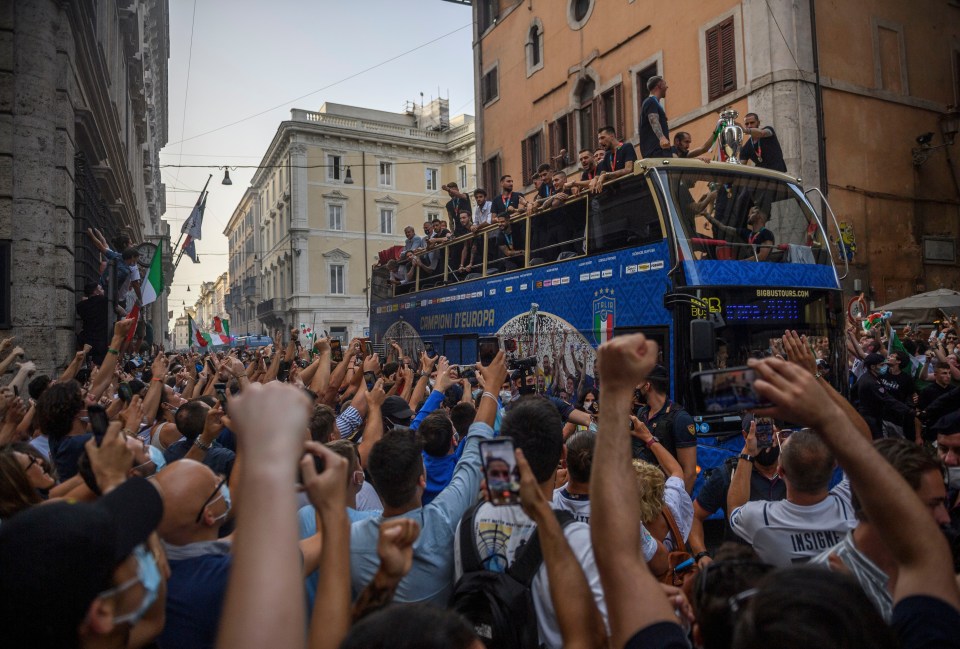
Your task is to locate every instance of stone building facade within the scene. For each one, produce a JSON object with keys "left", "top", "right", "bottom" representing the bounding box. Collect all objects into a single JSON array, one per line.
[
  {"left": 0, "top": 0, "right": 170, "bottom": 372},
  {"left": 470, "top": 0, "right": 960, "bottom": 302},
  {"left": 234, "top": 100, "right": 475, "bottom": 342},
  {"left": 224, "top": 188, "right": 261, "bottom": 338}
]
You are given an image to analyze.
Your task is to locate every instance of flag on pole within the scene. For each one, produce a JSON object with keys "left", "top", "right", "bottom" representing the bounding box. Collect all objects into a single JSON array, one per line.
[
  {"left": 189, "top": 315, "right": 208, "bottom": 348},
  {"left": 181, "top": 192, "right": 207, "bottom": 240},
  {"left": 140, "top": 249, "right": 163, "bottom": 306},
  {"left": 182, "top": 237, "right": 200, "bottom": 263}
]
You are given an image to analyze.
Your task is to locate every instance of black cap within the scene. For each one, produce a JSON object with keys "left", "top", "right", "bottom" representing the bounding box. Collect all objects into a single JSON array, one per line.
[
  {"left": 862, "top": 353, "right": 885, "bottom": 367},
  {"left": 382, "top": 395, "right": 415, "bottom": 422},
  {"left": 931, "top": 411, "right": 960, "bottom": 436},
  {"left": 0, "top": 477, "right": 163, "bottom": 647}
]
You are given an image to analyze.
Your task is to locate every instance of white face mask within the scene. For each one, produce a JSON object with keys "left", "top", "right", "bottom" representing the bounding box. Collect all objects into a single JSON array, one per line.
[
  {"left": 947, "top": 466, "right": 960, "bottom": 490},
  {"left": 499, "top": 390, "right": 512, "bottom": 402}
]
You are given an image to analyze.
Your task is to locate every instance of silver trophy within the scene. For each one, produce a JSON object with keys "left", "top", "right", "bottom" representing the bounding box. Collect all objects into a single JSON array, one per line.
[{"left": 717, "top": 109, "right": 744, "bottom": 164}]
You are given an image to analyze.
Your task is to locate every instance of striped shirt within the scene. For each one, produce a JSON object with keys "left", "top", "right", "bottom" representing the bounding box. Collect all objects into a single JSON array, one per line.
[{"left": 808, "top": 530, "right": 892, "bottom": 621}]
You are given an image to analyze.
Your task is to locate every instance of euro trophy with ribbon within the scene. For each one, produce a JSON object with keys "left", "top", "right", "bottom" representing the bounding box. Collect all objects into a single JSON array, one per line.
[{"left": 717, "top": 108, "right": 745, "bottom": 164}]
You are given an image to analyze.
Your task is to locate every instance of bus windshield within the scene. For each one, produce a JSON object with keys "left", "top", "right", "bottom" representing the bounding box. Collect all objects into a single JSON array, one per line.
[{"left": 653, "top": 167, "right": 833, "bottom": 268}]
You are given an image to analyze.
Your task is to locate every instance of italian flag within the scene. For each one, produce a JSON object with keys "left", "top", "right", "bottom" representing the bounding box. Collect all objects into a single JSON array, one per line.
[
  {"left": 190, "top": 316, "right": 208, "bottom": 348},
  {"left": 595, "top": 311, "right": 613, "bottom": 345},
  {"left": 211, "top": 316, "right": 231, "bottom": 346},
  {"left": 141, "top": 248, "right": 163, "bottom": 306}
]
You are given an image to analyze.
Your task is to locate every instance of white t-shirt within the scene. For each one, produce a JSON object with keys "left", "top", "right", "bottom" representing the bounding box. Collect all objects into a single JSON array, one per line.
[
  {"left": 356, "top": 480, "right": 383, "bottom": 512},
  {"left": 550, "top": 488, "right": 660, "bottom": 561},
  {"left": 454, "top": 502, "right": 608, "bottom": 649},
  {"left": 729, "top": 479, "right": 855, "bottom": 566},
  {"left": 663, "top": 476, "right": 694, "bottom": 551}
]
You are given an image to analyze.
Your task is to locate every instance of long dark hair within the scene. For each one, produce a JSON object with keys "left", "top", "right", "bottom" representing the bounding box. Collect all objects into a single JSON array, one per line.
[{"left": 0, "top": 450, "right": 42, "bottom": 519}]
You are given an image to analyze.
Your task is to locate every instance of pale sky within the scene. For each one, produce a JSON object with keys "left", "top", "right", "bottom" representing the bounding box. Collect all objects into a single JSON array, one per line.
[{"left": 160, "top": 0, "right": 475, "bottom": 330}]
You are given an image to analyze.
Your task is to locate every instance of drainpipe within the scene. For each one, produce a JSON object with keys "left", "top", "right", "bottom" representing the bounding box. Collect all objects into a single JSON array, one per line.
[{"left": 809, "top": 0, "right": 828, "bottom": 194}]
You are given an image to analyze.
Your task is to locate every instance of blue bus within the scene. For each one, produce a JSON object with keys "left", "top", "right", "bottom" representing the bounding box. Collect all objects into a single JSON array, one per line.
[{"left": 369, "top": 159, "right": 847, "bottom": 448}]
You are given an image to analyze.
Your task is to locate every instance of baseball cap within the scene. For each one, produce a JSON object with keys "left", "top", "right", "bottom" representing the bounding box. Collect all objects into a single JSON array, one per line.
[
  {"left": 0, "top": 477, "right": 163, "bottom": 647},
  {"left": 862, "top": 353, "right": 885, "bottom": 367},
  {"left": 382, "top": 395, "right": 415, "bottom": 422},
  {"left": 930, "top": 411, "right": 960, "bottom": 436}
]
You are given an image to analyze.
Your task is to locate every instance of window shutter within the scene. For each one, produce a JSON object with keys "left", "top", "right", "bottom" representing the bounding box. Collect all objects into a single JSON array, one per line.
[
  {"left": 706, "top": 24, "right": 722, "bottom": 101},
  {"left": 613, "top": 84, "right": 624, "bottom": 139},
  {"left": 565, "top": 113, "right": 576, "bottom": 164},
  {"left": 548, "top": 120, "right": 559, "bottom": 161},
  {"left": 521, "top": 138, "right": 530, "bottom": 186},
  {"left": 719, "top": 18, "right": 737, "bottom": 94}
]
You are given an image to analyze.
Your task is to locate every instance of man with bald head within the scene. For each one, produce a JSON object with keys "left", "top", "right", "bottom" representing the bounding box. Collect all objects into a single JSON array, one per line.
[
  {"left": 155, "top": 458, "right": 323, "bottom": 648},
  {"left": 154, "top": 459, "right": 233, "bottom": 649}
]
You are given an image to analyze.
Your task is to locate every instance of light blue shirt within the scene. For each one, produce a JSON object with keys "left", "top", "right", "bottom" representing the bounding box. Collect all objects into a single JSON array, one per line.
[
  {"left": 299, "top": 505, "right": 379, "bottom": 611},
  {"left": 348, "top": 420, "right": 494, "bottom": 605}
]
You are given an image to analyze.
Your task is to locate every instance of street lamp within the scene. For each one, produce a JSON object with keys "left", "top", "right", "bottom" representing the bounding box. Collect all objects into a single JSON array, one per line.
[{"left": 344, "top": 166, "right": 355, "bottom": 184}]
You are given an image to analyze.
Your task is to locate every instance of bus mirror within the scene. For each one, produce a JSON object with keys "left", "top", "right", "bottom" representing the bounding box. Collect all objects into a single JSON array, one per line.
[{"left": 690, "top": 320, "right": 716, "bottom": 361}]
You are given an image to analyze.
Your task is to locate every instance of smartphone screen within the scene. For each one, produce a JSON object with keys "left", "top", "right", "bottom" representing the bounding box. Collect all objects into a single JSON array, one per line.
[
  {"left": 195, "top": 362, "right": 204, "bottom": 373},
  {"left": 478, "top": 337, "right": 499, "bottom": 366},
  {"left": 214, "top": 383, "right": 228, "bottom": 412},
  {"left": 363, "top": 340, "right": 374, "bottom": 358},
  {"left": 330, "top": 339, "right": 343, "bottom": 362},
  {"left": 88, "top": 405, "right": 109, "bottom": 446},
  {"left": 479, "top": 438, "right": 520, "bottom": 506},
  {"left": 690, "top": 366, "right": 773, "bottom": 415},
  {"left": 755, "top": 417, "right": 775, "bottom": 448},
  {"left": 424, "top": 341, "right": 438, "bottom": 359},
  {"left": 118, "top": 383, "right": 133, "bottom": 403}
]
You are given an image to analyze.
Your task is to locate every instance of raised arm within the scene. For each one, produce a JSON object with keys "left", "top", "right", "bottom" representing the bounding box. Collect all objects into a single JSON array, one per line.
[
  {"left": 89, "top": 319, "right": 135, "bottom": 400},
  {"left": 60, "top": 346, "right": 91, "bottom": 382},
  {"left": 516, "top": 448, "right": 607, "bottom": 649},
  {"left": 216, "top": 383, "right": 311, "bottom": 649},
  {"left": 592, "top": 334, "right": 680, "bottom": 649},
  {"left": 308, "top": 338, "right": 332, "bottom": 396},
  {"left": 357, "top": 380, "right": 386, "bottom": 469},
  {"left": 140, "top": 353, "right": 169, "bottom": 427},
  {"left": 751, "top": 357, "right": 960, "bottom": 609},
  {"left": 630, "top": 415, "right": 684, "bottom": 479},
  {"left": 727, "top": 421, "right": 757, "bottom": 515}
]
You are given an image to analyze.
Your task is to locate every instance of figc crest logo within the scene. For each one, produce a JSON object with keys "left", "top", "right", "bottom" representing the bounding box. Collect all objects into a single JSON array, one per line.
[{"left": 592, "top": 288, "right": 615, "bottom": 346}]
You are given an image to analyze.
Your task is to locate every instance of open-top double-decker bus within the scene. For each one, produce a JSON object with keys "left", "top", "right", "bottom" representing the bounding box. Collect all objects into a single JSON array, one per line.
[{"left": 369, "top": 158, "right": 847, "bottom": 475}]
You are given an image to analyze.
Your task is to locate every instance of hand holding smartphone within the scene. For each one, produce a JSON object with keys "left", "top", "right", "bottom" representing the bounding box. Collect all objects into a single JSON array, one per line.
[
  {"left": 480, "top": 438, "right": 520, "bottom": 505},
  {"left": 88, "top": 404, "right": 109, "bottom": 446},
  {"left": 689, "top": 366, "right": 773, "bottom": 415}
]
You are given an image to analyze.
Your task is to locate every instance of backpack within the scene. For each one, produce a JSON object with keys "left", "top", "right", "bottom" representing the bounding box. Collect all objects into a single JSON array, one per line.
[{"left": 450, "top": 503, "right": 576, "bottom": 649}]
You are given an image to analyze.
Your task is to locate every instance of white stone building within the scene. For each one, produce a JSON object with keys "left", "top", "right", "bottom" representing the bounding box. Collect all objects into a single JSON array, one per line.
[{"left": 236, "top": 99, "right": 475, "bottom": 342}]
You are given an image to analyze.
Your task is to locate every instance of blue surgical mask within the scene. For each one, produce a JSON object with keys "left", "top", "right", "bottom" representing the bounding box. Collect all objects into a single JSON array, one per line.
[
  {"left": 879, "top": 365, "right": 889, "bottom": 375},
  {"left": 100, "top": 544, "right": 161, "bottom": 625},
  {"left": 472, "top": 388, "right": 482, "bottom": 400},
  {"left": 147, "top": 445, "right": 166, "bottom": 472},
  {"left": 499, "top": 390, "right": 512, "bottom": 402}
]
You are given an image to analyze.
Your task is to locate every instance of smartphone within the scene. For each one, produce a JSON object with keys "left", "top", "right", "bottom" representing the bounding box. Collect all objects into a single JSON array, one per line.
[
  {"left": 755, "top": 417, "right": 775, "bottom": 449},
  {"left": 478, "top": 336, "right": 500, "bottom": 366},
  {"left": 689, "top": 366, "right": 773, "bottom": 415},
  {"left": 118, "top": 382, "right": 133, "bottom": 403},
  {"left": 88, "top": 404, "right": 109, "bottom": 446},
  {"left": 195, "top": 362, "right": 204, "bottom": 373},
  {"left": 330, "top": 339, "right": 343, "bottom": 362},
  {"left": 424, "top": 341, "right": 438, "bottom": 359},
  {"left": 362, "top": 339, "right": 373, "bottom": 358},
  {"left": 214, "top": 382, "right": 228, "bottom": 412},
  {"left": 504, "top": 338, "right": 518, "bottom": 353},
  {"left": 479, "top": 438, "right": 520, "bottom": 506}
]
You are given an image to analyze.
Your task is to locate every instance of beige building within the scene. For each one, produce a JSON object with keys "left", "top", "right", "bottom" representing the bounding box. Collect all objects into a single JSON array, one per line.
[
  {"left": 239, "top": 99, "right": 475, "bottom": 341},
  {"left": 224, "top": 189, "right": 261, "bottom": 337},
  {"left": 471, "top": 0, "right": 960, "bottom": 301},
  {"left": 1, "top": 0, "right": 170, "bottom": 371},
  {"left": 172, "top": 315, "right": 190, "bottom": 351}
]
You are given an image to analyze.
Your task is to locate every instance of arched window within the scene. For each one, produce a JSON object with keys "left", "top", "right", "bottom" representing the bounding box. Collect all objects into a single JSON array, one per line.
[{"left": 526, "top": 20, "right": 544, "bottom": 77}]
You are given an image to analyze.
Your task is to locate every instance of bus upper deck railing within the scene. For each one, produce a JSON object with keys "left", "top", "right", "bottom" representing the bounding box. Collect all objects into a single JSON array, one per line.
[{"left": 373, "top": 163, "right": 837, "bottom": 298}]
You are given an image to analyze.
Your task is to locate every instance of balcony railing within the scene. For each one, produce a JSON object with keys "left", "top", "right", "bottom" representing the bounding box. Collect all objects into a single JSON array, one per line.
[{"left": 256, "top": 297, "right": 286, "bottom": 317}]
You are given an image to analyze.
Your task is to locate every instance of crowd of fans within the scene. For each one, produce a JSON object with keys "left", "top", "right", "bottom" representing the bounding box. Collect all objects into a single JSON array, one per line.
[{"left": 0, "top": 303, "right": 958, "bottom": 649}]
